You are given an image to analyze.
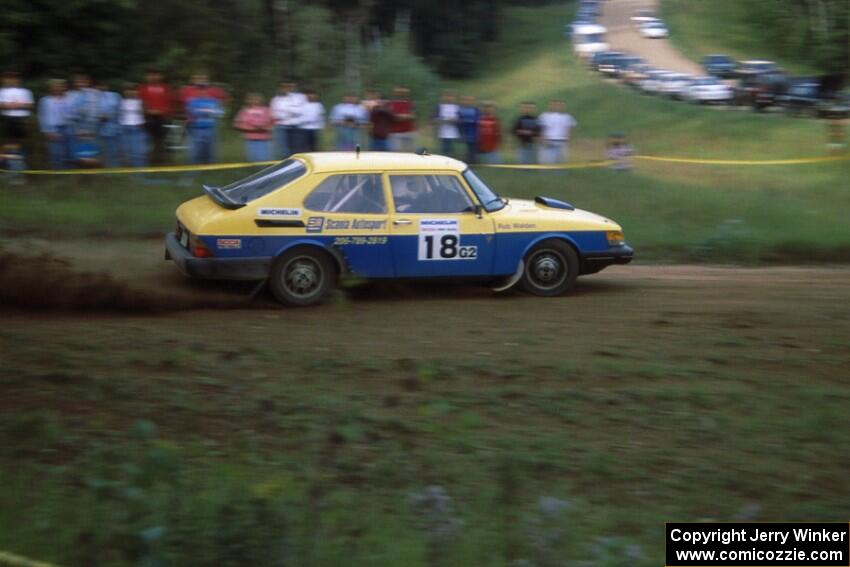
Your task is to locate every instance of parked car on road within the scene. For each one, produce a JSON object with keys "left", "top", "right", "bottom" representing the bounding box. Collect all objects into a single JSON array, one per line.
[
  {"left": 658, "top": 73, "right": 694, "bottom": 99},
  {"left": 736, "top": 60, "right": 779, "bottom": 78},
  {"left": 701, "top": 54, "right": 737, "bottom": 78},
  {"left": 639, "top": 20, "right": 668, "bottom": 38},
  {"left": 631, "top": 9, "right": 657, "bottom": 25},
  {"left": 572, "top": 24, "right": 609, "bottom": 60},
  {"left": 638, "top": 69, "right": 670, "bottom": 95},
  {"left": 776, "top": 78, "right": 825, "bottom": 116},
  {"left": 590, "top": 50, "right": 623, "bottom": 72},
  {"left": 622, "top": 63, "right": 653, "bottom": 88},
  {"left": 682, "top": 76, "right": 733, "bottom": 104},
  {"left": 735, "top": 71, "right": 788, "bottom": 110},
  {"left": 166, "top": 152, "right": 633, "bottom": 306}
]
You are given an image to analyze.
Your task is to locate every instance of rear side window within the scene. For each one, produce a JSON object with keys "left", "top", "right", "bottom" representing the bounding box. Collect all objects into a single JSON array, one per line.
[
  {"left": 219, "top": 159, "right": 306, "bottom": 204},
  {"left": 304, "top": 174, "right": 386, "bottom": 214}
]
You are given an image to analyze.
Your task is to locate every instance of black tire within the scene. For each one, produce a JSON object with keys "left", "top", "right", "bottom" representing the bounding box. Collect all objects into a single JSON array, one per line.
[
  {"left": 519, "top": 239, "right": 579, "bottom": 297},
  {"left": 268, "top": 247, "right": 336, "bottom": 307}
]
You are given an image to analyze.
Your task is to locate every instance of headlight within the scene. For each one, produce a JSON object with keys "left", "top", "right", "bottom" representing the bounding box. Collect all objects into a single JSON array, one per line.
[{"left": 606, "top": 230, "right": 625, "bottom": 246}]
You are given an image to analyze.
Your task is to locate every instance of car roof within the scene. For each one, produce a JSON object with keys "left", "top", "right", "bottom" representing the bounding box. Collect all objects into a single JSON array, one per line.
[
  {"left": 295, "top": 152, "right": 467, "bottom": 173},
  {"left": 741, "top": 60, "right": 775, "bottom": 65}
]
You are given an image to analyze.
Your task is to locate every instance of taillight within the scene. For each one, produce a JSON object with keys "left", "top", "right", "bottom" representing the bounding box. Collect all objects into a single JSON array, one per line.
[{"left": 189, "top": 234, "right": 214, "bottom": 258}]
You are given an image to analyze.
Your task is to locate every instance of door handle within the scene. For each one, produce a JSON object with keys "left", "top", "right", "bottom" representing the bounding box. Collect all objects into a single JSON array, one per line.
[{"left": 393, "top": 219, "right": 412, "bottom": 225}]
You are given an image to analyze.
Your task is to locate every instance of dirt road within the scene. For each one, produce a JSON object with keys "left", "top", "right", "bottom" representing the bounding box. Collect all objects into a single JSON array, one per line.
[
  {"left": 600, "top": 0, "right": 703, "bottom": 74},
  {"left": 3, "top": 237, "right": 849, "bottom": 367}
]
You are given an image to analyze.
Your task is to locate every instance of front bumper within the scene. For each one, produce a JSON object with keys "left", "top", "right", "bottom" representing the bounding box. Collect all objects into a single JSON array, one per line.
[
  {"left": 581, "top": 244, "right": 634, "bottom": 274},
  {"left": 164, "top": 232, "right": 270, "bottom": 281}
]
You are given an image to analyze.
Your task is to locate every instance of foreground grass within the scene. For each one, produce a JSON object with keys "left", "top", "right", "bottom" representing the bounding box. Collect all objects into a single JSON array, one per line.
[{"left": 1, "top": 300, "right": 849, "bottom": 566}]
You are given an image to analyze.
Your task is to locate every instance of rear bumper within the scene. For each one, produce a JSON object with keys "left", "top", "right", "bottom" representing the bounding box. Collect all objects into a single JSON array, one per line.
[
  {"left": 581, "top": 244, "right": 634, "bottom": 274},
  {"left": 164, "top": 232, "right": 270, "bottom": 281}
]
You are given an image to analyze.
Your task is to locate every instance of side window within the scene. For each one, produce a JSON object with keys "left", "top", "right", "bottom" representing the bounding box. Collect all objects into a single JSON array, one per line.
[
  {"left": 390, "top": 174, "right": 474, "bottom": 214},
  {"left": 304, "top": 174, "right": 386, "bottom": 214}
]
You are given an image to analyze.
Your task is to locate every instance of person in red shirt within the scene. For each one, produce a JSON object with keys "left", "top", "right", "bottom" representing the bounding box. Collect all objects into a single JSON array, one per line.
[
  {"left": 388, "top": 86, "right": 416, "bottom": 152},
  {"left": 368, "top": 92, "right": 394, "bottom": 151},
  {"left": 137, "top": 69, "right": 173, "bottom": 165},
  {"left": 478, "top": 102, "right": 503, "bottom": 164},
  {"left": 179, "top": 72, "right": 231, "bottom": 114}
]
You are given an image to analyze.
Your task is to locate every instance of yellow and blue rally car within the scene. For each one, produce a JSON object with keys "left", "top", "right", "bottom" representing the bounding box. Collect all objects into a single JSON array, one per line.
[{"left": 165, "top": 152, "right": 633, "bottom": 306}]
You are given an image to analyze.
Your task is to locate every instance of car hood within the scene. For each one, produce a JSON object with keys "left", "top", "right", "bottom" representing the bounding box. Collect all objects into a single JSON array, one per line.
[{"left": 494, "top": 198, "right": 620, "bottom": 231}]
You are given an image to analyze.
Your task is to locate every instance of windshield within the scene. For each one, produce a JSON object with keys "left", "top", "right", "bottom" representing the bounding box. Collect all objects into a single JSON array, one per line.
[
  {"left": 218, "top": 159, "right": 307, "bottom": 205},
  {"left": 464, "top": 169, "right": 505, "bottom": 212}
]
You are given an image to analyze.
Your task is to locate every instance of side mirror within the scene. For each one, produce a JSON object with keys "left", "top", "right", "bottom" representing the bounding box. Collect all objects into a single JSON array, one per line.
[{"left": 473, "top": 204, "right": 483, "bottom": 219}]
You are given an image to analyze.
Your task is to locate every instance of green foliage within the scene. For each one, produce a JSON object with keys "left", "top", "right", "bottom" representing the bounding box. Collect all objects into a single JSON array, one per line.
[
  {"left": 662, "top": 0, "right": 849, "bottom": 75},
  {"left": 362, "top": 31, "right": 441, "bottom": 107}
]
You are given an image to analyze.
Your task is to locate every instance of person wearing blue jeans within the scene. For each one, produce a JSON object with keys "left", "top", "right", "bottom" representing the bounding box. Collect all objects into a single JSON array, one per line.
[
  {"left": 512, "top": 102, "right": 540, "bottom": 165},
  {"left": 119, "top": 85, "right": 148, "bottom": 167},
  {"left": 96, "top": 83, "right": 122, "bottom": 168},
  {"left": 38, "top": 79, "right": 70, "bottom": 169},
  {"left": 457, "top": 95, "right": 481, "bottom": 164},
  {"left": 186, "top": 90, "right": 223, "bottom": 164}
]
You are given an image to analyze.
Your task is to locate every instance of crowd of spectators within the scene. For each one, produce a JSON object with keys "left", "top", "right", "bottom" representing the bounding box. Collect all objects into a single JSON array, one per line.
[{"left": 1, "top": 70, "right": 583, "bottom": 174}]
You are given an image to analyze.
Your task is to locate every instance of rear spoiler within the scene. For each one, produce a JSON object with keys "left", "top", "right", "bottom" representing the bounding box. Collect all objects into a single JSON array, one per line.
[{"left": 203, "top": 185, "right": 244, "bottom": 210}]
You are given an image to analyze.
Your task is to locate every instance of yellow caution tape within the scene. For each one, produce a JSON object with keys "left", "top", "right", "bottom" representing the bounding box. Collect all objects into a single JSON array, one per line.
[
  {"left": 1, "top": 152, "right": 847, "bottom": 176},
  {"left": 4, "top": 160, "right": 279, "bottom": 175},
  {"left": 633, "top": 153, "right": 850, "bottom": 166},
  {"left": 0, "top": 550, "right": 60, "bottom": 567}
]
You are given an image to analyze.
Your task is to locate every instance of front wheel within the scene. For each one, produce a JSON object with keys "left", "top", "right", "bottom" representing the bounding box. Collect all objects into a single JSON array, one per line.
[
  {"left": 269, "top": 247, "right": 336, "bottom": 307},
  {"left": 520, "top": 240, "right": 578, "bottom": 297}
]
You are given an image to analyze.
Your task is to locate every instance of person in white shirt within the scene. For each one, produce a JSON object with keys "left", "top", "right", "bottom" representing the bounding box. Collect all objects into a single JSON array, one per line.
[
  {"left": 1, "top": 71, "right": 34, "bottom": 167},
  {"left": 300, "top": 89, "right": 325, "bottom": 152},
  {"left": 434, "top": 90, "right": 460, "bottom": 156},
  {"left": 119, "top": 84, "right": 148, "bottom": 167},
  {"left": 270, "top": 81, "right": 307, "bottom": 157},
  {"left": 538, "top": 100, "right": 577, "bottom": 164},
  {"left": 329, "top": 94, "right": 367, "bottom": 150}
]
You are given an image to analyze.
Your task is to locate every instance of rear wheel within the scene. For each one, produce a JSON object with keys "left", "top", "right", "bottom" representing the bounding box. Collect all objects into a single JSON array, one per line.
[
  {"left": 269, "top": 247, "right": 336, "bottom": 307},
  {"left": 520, "top": 240, "right": 579, "bottom": 297}
]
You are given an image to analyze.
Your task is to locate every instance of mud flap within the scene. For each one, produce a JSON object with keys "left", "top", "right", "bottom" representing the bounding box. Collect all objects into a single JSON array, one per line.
[{"left": 491, "top": 260, "right": 524, "bottom": 292}]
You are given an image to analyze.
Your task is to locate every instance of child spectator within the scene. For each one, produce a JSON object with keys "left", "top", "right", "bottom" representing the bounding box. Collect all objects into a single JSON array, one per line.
[
  {"left": 512, "top": 102, "right": 540, "bottom": 164},
  {"left": 388, "top": 86, "right": 416, "bottom": 152},
  {"left": 477, "top": 102, "right": 502, "bottom": 164},
  {"left": 72, "top": 132, "right": 101, "bottom": 168},
  {"left": 457, "top": 95, "right": 481, "bottom": 164},
  {"left": 270, "top": 81, "right": 306, "bottom": 157},
  {"left": 1, "top": 142, "right": 25, "bottom": 184},
  {"left": 434, "top": 90, "right": 460, "bottom": 156},
  {"left": 38, "top": 79, "right": 70, "bottom": 169},
  {"left": 186, "top": 85, "right": 223, "bottom": 164},
  {"left": 120, "top": 84, "right": 148, "bottom": 167},
  {"left": 96, "top": 82, "right": 122, "bottom": 168},
  {"left": 606, "top": 132, "right": 635, "bottom": 171},
  {"left": 330, "top": 94, "right": 367, "bottom": 151},
  {"left": 300, "top": 89, "right": 325, "bottom": 152},
  {"left": 538, "top": 100, "right": 577, "bottom": 164},
  {"left": 233, "top": 93, "right": 273, "bottom": 162}
]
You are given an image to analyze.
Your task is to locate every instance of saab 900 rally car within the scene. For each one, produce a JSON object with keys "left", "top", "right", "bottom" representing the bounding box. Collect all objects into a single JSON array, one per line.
[{"left": 165, "top": 152, "right": 633, "bottom": 306}]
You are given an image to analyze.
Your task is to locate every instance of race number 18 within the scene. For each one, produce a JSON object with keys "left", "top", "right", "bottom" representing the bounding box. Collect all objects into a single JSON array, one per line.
[
  {"left": 421, "top": 234, "right": 458, "bottom": 260},
  {"left": 417, "top": 218, "right": 477, "bottom": 261}
]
